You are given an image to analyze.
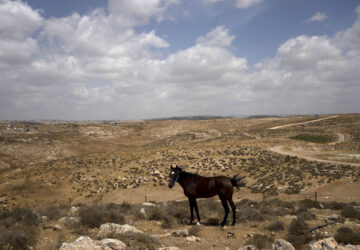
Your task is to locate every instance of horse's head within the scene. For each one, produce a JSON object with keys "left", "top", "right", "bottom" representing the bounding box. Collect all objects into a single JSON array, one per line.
[{"left": 168, "top": 164, "right": 181, "bottom": 188}]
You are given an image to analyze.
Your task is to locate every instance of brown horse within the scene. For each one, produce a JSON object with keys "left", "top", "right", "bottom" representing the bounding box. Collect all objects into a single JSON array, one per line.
[{"left": 168, "top": 165, "right": 246, "bottom": 226}]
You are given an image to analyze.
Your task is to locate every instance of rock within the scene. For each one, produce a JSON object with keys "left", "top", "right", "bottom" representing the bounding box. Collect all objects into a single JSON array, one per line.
[
  {"left": 284, "top": 215, "right": 297, "bottom": 220},
  {"left": 141, "top": 202, "right": 156, "bottom": 207},
  {"left": 70, "top": 206, "right": 80, "bottom": 214},
  {"left": 58, "top": 216, "right": 80, "bottom": 226},
  {"left": 139, "top": 208, "right": 146, "bottom": 218},
  {"left": 53, "top": 224, "right": 62, "bottom": 231},
  {"left": 310, "top": 237, "right": 339, "bottom": 250},
  {"left": 274, "top": 239, "right": 295, "bottom": 250},
  {"left": 100, "top": 238, "right": 126, "bottom": 250},
  {"left": 237, "top": 245, "right": 256, "bottom": 250},
  {"left": 185, "top": 236, "right": 200, "bottom": 242},
  {"left": 171, "top": 229, "right": 189, "bottom": 237},
  {"left": 158, "top": 247, "right": 181, "bottom": 250},
  {"left": 97, "top": 223, "right": 143, "bottom": 239},
  {"left": 41, "top": 216, "right": 48, "bottom": 222},
  {"left": 227, "top": 232, "right": 235, "bottom": 238},
  {"left": 59, "top": 236, "right": 101, "bottom": 249},
  {"left": 60, "top": 236, "right": 126, "bottom": 250},
  {"left": 152, "top": 169, "right": 161, "bottom": 176}
]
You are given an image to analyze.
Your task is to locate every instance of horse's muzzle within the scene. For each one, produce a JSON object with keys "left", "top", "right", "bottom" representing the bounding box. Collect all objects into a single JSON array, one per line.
[{"left": 168, "top": 183, "right": 174, "bottom": 188}]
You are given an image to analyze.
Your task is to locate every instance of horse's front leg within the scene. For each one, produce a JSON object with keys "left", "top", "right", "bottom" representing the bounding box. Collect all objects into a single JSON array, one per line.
[
  {"left": 188, "top": 198, "right": 194, "bottom": 224},
  {"left": 193, "top": 199, "right": 201, "bottom": 224}
]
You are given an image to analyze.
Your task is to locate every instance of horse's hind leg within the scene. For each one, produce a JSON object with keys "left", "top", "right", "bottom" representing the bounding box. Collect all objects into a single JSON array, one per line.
[
  {"left": 229, "top": 198, "right": 236, "bottom": 226},
  {"left": 193, "top": 199, "right": 201, "bottom": 224},
  {"left": 220, "top": 198, "right": 229, "bottom": 227},
  {"left": 188, "top": 198, "right": 194, "bottom": 224}
]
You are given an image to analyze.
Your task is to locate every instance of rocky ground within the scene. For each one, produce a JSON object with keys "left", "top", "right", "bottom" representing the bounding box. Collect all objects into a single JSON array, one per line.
[{"left": 0, "top": 114, "right": 360, "bottom": 249}]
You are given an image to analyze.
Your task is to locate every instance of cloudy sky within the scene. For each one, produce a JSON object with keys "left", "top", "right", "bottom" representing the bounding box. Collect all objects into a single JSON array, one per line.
[{"left": 0, "top": 0, "right": 359, "bottom": 120}]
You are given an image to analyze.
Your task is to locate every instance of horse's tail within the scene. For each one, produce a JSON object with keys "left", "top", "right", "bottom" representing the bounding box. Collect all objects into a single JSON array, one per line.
[{"left": 231, "top": 174, "right": 246, "bottom": 190}]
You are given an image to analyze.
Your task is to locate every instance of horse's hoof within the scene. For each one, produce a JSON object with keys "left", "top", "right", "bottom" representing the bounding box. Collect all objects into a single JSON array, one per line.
[{"left": 196, "top": 222, "right": 201, "bottom": 226}]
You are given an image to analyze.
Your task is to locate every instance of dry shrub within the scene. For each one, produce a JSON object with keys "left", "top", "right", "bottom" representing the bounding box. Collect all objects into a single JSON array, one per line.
[
  {"left": 116, "top": 233, "right": 159, "bottom": 250},
  {"left": 161, "top": 215, "right": 175, "bottom": 229},
  {"left": 205, "top": 217, "right": 220, "bottom": 226},
  {"left": 288, "top": 218, "right": 308, "bottom": 235},
  {"left": 0, "top": 207, "right": 39, "bottom": 226},
  {"left": 246, "top": 234, "right": 273, "bottom": 250},
  {"left": 286, "top": 218, "right": 312, "bottom": 249},
  {"left": 323, "top": 201, "right": 347, "bottom": 210},
  {"left": 299, "top": 199, "right": 321, "bottom": 209},
  {"left": 37, "top": 206, "right": 66, "bottom": 220},
  {"left": 78, "top": 204, "right": 126, "bottom": 228},
  {"left": 147, "top": 207, "right": 164, "bottom": 221},
  {"left": 188, "top": 226, "right": 200, "bottom": 236},
  {"left": 335, "top": 227, "right": 360, "bottom": 245},
  {"left": 266, "top": 220, "right": 284, "bottom": 231},
  {"left": 341, "top": 206, "right": 360, "bottom": 220},
  {"left": 0, "top": 230, "right": 28, "bottom": 250},
  {"left": 296, "top": 209, "right": 316, "bottom": 221},
  {"left": 237, "top": 205, "right": 264, "bottom": 222}
]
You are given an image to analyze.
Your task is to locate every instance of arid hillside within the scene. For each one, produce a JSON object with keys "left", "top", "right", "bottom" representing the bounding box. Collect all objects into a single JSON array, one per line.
[{"left": 0, "top": 114, "right": 360, "bottom": 249}]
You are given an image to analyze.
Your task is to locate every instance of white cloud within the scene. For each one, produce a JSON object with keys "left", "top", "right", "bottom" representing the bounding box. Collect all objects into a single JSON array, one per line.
[
  {"left": 0, "top": 0, "right": 43, "bottom": 40},
  {"left": 234, "top": 0, "right": 264, "bottom": 9},
  {"left": 108, "top": 0, "right": 179, "bottom": 27},
  {"left": 0, "top": 1, "right": 360, "bottom": 120},
  {"left": 277, "top": 35, "right": 341, "bottom": 70},
  {"left": 305, "top": 11, "right": 328, "bottom": 23},
  {"left": 196, "top": 26, "right": 235, "bottom": 47},
  {"left": 334, "top": 5, "right": 360, "bottom": 49}
]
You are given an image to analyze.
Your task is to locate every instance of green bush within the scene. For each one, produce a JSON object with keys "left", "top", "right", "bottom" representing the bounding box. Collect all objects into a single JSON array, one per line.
[{"left": 290, "top": 134, "right": 334, "bottom": 143}]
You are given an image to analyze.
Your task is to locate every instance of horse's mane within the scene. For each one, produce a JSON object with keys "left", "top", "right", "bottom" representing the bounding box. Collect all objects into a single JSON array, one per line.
[{"left": 179, "top": 168, "right": 199, "bottom": 178}]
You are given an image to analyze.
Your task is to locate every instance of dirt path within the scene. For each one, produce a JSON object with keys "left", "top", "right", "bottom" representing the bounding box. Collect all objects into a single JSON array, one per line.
[
  {"left": 268, "top": 115, "right": 338, "bottom": 130},
  {"left": 330, "top": 133, "right": 345, "bottom": 144},
  {"left": 269, "top": 145, "right": 360, "bottom": 167}
]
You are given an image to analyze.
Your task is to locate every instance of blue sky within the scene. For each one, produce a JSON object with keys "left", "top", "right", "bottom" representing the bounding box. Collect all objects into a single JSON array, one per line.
[
  {"left": 25, "top": 0, "right": 359, "bottom": 63},
  {"left": 0, "top": 0, "right": 360, "bottom": 120}
]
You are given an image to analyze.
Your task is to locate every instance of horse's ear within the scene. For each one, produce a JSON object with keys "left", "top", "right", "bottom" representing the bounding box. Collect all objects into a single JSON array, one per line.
[{"left": 170, "top": 165, "right": 174, "bottom": 170}]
